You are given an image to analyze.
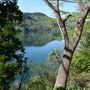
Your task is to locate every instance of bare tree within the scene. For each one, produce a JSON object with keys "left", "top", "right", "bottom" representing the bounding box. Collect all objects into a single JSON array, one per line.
[{"left": 43, "top": 0, "right": 90, "bottom": 89}]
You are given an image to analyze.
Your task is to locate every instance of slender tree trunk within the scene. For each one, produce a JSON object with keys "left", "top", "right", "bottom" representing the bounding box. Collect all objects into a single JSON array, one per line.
[
  {"left": 53, "top": 23, "right": 83, "bottom": 90},
  {"left": 53, "top": 21, "right": 84, "bottom": 90},
  {"left": 53, "top": 46, "right": 74, "bottom": 90}
]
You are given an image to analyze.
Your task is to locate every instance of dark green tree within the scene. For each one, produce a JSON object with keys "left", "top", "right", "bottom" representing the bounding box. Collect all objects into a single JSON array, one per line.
[{"left": 0, "top": 0, "right": 26, "bottom": 90}]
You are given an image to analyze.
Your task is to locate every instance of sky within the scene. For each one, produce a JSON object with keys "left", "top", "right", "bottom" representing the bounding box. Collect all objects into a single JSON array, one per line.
[{"left": 18, "top": 0, "right": 77, "bottom": 17}]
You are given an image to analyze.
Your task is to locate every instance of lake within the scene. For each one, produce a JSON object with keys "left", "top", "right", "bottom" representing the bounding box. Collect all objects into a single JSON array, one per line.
[{"left": 24, "top": 40, "right": 64, "bottom": 63}]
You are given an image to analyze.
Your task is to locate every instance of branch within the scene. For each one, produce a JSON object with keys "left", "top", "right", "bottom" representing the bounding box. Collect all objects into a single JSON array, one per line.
[
  {"left": 63, "top": 14, "right": 72, "bottom": 23},
  {"left": 43, "top": 0, "right": 69, "bottom": 46},
  {"left": 55, "top": 11, "right": 69, "bottom": 46},
  {"left": 56, "top": 0, "right": 59, "bottom": 10},
  {"left": 43, "top": 0, "right": 57, "bottom": 12},
  {"left": 63, "top": 0, "right": 75, "bottom": 3},
  {"left": 70, "top": 1, "right": 90, "bottom": 49}
]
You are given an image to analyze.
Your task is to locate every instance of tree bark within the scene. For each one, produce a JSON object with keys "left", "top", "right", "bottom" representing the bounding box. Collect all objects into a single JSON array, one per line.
[
  {"left": 53, "top": 46, "right": 74, "bottom": 90},
  {"left": 43, "top": 0, "right": 90, "bottom": 90},
  {"left": 53, "top": 19, "right": 84, "bottom": 90}
]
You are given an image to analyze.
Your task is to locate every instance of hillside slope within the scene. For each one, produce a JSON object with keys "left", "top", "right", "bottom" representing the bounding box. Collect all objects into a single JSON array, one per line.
[{"left": 18, "top": 12, "right": 61, "bottom": 46}]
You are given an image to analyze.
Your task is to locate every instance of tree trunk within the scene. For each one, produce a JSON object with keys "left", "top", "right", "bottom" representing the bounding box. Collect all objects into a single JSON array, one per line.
[
  {"left": 43, "top": 1, "right": 90, "bottom": 90},
  {"left": 53, "top": 46, "right": 74, "bottom": 90}
]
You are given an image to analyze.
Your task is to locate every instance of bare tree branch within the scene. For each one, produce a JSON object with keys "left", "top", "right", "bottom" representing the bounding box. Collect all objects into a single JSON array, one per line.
[
  {"left": 43, "top": 0, "right": 57, "bottom": 12},
  {"left": 56, "top": 0, "right": 59, "bottom": 10},
  {"left": 58, "top": 0, "right": 75, "bottom": 3},
  {"left": 63, "top": 14, "right": 72, "bottom": 23},
  {"left": 43, "top": 0, "right": 69, "bottom": 46}
]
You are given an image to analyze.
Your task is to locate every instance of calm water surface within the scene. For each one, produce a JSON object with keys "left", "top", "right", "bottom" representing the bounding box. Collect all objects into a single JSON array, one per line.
[{"left": 24, "top": 40, "right": 64, "bottom": 63}]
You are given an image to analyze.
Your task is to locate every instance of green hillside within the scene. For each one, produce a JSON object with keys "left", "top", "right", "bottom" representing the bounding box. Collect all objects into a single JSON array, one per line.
[{"left": 18, "top": 12, "right": 61, "bottom": 46}]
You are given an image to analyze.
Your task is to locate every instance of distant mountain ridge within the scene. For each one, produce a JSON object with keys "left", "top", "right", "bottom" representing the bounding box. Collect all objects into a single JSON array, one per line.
[
  {"left": 23, "top": 12, "right": 49, "bottom": 17},
  {"left": 23, "top": 12, "right": 49, "bottom": 21},
  {"left": 23, "top": 12, "right": 60, "bottom": 32}
]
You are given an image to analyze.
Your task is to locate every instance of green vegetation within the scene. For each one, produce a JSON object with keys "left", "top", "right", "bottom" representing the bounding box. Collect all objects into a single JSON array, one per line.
[
  {"left": 26, "top": 49, "right": 61, "bottom": 90},
  {"left": 0, "top": 0, "right": 90, "bottom": 90},
  {"left": 67, "top": 31, "right": 90, "bottom": 90},
  {"left": 25, "top": 29, "right": 90, "bottom": 90},
  {"left": 0, "top": 0, "right": 27, "bottom": 90},
  {"left": 17, "top": 13, "right": 61, "bottom": 46}
]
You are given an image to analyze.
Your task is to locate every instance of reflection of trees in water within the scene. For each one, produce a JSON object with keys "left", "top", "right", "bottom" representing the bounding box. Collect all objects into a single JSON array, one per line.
[
  {"left": 20, "top": 13, "right": 61, "bottom": 46},
  {"left": 18, "top": 28, "right": 61, "bottom": 46},
  {"left": 22, "top": 31, "right": 53, "bottom": 46}
]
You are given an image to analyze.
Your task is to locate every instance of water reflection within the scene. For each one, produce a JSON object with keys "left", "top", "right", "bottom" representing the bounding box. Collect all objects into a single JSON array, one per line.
[{"left": 24, "top": 40, "right": 64, "bottom": 63}]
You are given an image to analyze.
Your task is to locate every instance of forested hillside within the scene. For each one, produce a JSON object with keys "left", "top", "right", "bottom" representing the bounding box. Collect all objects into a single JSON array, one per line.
[{"left": 18, "top": 12, "right": 61, "bottom": 46}]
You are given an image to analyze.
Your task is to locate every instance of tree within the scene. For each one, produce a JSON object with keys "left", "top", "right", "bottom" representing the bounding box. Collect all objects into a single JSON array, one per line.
[
  {"left": 67, "top": 31, "right": 90, "bottom": 89},
  {"left": 27, "top": 50, "right": 61, "bottom": 90},
  {"left": 0, "top": 0, "right": 26, "bottom": 90},
  {"left": 72, "top": 31, "right": 90, "bottom": 73},
  {"left": 43, "top": 0, "right": 90, "bottom": 89}
]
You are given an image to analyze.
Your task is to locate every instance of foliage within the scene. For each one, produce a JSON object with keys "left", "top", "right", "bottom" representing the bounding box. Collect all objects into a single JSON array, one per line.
[
  {"left": 71, "top": 31, "right": 90, "bottom": 73},
  {"left": 67, "top": 31, "right": 90, "bottom": 89},
  {"left": 26, "top": 30, "right": 90, "bottom": 90},
  {"left": 27, "top": 64, "right": 56, "bottom": 90},
  {"left": 26, "top": 49, "right": 62, "bottom": 90},
  {"left": 0, "top": 0, "right": 27, "bottom": 89}
]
